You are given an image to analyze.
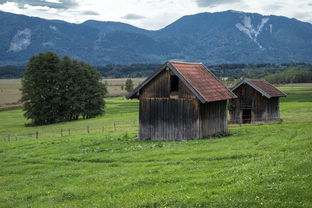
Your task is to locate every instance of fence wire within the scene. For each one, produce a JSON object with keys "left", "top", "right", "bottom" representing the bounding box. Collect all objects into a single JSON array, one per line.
[
  {"left": 1, "top": 117, "right": 284, "bottom": 142},
  {"left": 1, "top": 119, "right": 139, "bottom": 142}
]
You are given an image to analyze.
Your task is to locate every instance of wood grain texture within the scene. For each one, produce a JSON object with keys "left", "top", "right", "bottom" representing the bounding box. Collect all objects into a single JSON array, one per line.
[
  {"left": 138, "top": 69, "right": 228, "bottom": 140},
  {"left": 230, "top": 83, "right": 281, "bottom": 123}
]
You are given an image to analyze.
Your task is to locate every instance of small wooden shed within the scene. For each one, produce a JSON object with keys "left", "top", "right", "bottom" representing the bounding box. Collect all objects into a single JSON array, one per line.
[
  {"left": 127, "top": 61, "right": 237, "bottom": 140},
  {"left": 229, "top": 79, "right": 287, "bottom": 124}
]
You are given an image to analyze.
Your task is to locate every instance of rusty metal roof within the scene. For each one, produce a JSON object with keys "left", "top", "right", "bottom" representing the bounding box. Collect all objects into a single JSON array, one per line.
[
  {"left": 231, "top": 79, "right": 287, "bottom": 98},
  {"left": 168, "top": 62, "right": 237, "bottom": 102},
  {"left": 127, "top": 61, "right": 237, "bottom": 103}
]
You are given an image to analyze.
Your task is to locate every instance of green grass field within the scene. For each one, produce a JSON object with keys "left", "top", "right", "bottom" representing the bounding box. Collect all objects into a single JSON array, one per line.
[{"left": 0, "top": 86, "right": 311, "bottom": 207}]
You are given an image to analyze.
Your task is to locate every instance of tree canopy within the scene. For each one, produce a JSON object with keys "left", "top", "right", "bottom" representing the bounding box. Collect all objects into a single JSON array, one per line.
[
  {"left": 263, "top": 70, "right": 312, "bottom": 84},
  {"left": 125, "top": 79, "right": 134, "bottom": 93},
  {"left": 21, "top": 51, "right": 107, "bottom": 125}
]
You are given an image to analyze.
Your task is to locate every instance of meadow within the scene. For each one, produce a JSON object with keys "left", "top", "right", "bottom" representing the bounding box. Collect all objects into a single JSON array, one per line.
[
  {"left": 0, "top": 79, "right": 21, "bottom": 108},
  {"left": 0, "top": 86, "right": 311, "bottom": 207},
  {"left": 0, "top": 78, "right": 144, "bottom": 109}
]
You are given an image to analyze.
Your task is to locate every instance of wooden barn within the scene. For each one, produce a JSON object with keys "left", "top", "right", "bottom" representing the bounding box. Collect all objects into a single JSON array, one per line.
[
  {"left": 229, "top": 79, "right": 287, "bottom": 124},
  {"left": 127, "top": 61, "right": 237, "bottom": 140}
]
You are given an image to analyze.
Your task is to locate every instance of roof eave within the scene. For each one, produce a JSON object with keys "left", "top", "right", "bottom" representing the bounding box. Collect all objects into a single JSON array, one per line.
[
  {"left": 231, "top": 79, "right": 271, "bottom": 99},
  {"left": 245, "top": 79, "right": 272, "bottom": 98},
  {"left": 167, "top": 62, "right": 207, "bottom": 103},
  {"left": 201, "top": 64, "right": 238, "bottom": 100},
  {"left": 262, "top": 80, "right": 288, "bottom": 97}
]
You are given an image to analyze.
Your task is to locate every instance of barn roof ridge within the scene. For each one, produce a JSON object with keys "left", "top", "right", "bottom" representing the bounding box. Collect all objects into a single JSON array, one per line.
[
  {"left": 127, "top": 61, "right": 237, "bottom": 103},
  {"left": 168, "top": 60, "right": 203, "bottom": 64},
  {"left": 231, "top": 79, "right": 287, "bottom": 98}
]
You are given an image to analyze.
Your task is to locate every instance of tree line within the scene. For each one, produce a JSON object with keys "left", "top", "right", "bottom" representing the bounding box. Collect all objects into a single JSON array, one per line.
[
  {"left": 263, "top": 70, "right": 312, "bottom": 84},
  {"left": 2, "top": 62, "right": 312, "bottom": 79},
  {"left": 208, "top": 62, "right": 312, "bottom": 79}
]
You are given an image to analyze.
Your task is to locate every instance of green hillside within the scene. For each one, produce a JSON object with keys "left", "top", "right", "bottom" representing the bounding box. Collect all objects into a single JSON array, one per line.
[{"left": 0, "top": 86, "right": 311, "bottom": 207}]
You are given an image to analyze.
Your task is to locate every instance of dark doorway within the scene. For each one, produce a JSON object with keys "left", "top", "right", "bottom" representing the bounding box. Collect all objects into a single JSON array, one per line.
[
  {"left": 170, "top": 75, "right": 179, "bottom": 92},
  {"left": 242, "top": 109, "right": 251, "bottom": 123}
]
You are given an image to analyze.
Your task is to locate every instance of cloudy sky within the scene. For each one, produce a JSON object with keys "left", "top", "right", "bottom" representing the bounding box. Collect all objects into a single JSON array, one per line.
[{"left": 0, "top": 0, "right": 311, "bottom": 30}]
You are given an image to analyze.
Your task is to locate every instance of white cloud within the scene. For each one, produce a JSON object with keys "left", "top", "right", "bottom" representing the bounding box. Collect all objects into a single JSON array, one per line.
[
  {"left": 0, "top": 0, "right": 311, "bottom": 29},
  {"left": 0, "top": 2, "right": 21, "bottom": 13},
  {"left": 44, "top": 0, "right": 62, "bottom": 3},
  {"left": 196, "top": 0, "right": 241, "bottom": 7},
  {"left": 121, "top": 13, "right": 145, "bottom": 20}
]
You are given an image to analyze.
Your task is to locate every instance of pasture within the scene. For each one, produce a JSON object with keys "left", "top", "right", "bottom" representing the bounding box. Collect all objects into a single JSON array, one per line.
[
  {"left": 0, "top": 78, "right": 144, "bottom": 108},
  {"left": 0, "top": 86, "right": 311, "bottom": 207},
  {"left": 0, "top": 79, "right": 21, "bottom": 108}
]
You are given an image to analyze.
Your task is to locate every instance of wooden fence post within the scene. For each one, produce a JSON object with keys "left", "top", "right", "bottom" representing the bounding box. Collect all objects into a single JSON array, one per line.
[
  {"left": 36, "top": 131, "right": 39, "bottom": 139},
  {"left": 87, "top": 126, "right": 90, "bottom": 133}
]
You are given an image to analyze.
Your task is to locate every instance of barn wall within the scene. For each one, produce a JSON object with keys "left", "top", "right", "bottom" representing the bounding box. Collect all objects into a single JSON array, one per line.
[
  {"left": 139, "top": 98, "right": 200, "bottom": 140},
  {"left": 199, "top": 100, "right": 227, "bottom": 138},
  {"left": 267, "top": 97, "right": 280, "bottom": 121},
  {"left": 230, "top": 84, "right": 281, "bottom": 123},
  {"left": 141, "top": 70, "right": 170, "bottom": 98},
  {"left": 229, "top": 97, "right": 240, "bottom": 123},
  {"left": 140, "top": 69, "right": 194, "bottom": 99},
  {"left": 139, "top": 68, "right": 201, "bottom": 140}
]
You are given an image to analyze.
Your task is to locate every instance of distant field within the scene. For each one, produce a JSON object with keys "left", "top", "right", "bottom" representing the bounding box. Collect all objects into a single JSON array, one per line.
[
  {"left": 0, "top": 78, "right": 145, "bottom": 108},
  {"left": 1, "top": 78, "right": 311, "bottom": 108},
  {"left": 103, "top": 78, "right": 144, "bottom": 97},
  {"left": 0, "top": 79, "right": 21, "bottom": 107},
  {"left": 0, "top": 86, "right": 311, "bottom": 207}
]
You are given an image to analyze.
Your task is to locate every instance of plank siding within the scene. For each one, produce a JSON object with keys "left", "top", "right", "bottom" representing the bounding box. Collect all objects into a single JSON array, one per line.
[
  {"left": 139, "top": 98, "right": 200, "bottom": 140},
  {"left": 137, "top": 65, "right": 229, "bottom": 140},
  {"left": 141, "top": 69, "right": 194, "bottom": 99},
  {"left": 230, "top": 84, "right": 281, "bottom": 123},
  {"left": 200, "top": 100, "right": 227, "bottom": 137}
]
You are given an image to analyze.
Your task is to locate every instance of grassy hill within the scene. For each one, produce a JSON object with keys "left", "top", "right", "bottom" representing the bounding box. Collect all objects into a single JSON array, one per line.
[{"left": 0, "top": 86, "right": 311, "bottom": 207}]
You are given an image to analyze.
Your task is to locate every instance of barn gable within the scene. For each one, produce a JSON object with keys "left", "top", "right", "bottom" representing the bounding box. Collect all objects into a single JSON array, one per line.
[
  {"left": 231, "top": 79, "right": 287, "bottom": 98},
  {"left": 127, "top": 61, "right": 237, "bottom": 102}
]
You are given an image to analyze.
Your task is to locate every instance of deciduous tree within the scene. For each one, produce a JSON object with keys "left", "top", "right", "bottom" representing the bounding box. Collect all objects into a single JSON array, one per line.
[
  {"left": 21, "top": 52, "right": 107, "bottom": 125},
  {"left": 125, "top": 79, "right": 134, "bottom": 93}
]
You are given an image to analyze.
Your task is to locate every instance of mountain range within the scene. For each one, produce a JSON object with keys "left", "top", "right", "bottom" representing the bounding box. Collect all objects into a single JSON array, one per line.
[{"left": 1, "top": 10, "right": 312, "bottom": 66}]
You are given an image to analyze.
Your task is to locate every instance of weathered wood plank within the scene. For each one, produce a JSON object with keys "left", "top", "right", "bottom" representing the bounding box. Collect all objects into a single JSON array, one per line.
[{"left": 230, "top": 84, "right": 281, "bottom": 123}]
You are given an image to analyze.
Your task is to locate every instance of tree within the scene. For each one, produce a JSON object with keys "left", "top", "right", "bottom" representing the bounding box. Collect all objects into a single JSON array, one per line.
[
  {"left": 125, "top": 79, "right": 134, "bottom": 93},
  {"left": 21, "top": 51, "right": 107, "bottom": 125}
]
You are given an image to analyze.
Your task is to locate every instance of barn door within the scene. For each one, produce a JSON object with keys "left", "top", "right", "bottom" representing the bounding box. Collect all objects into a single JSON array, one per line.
[
  {"left": 242, "top": 90, "right": 252, "bottom": 109},
  {"left": 242, "top": 109, "right": 251, "bottom": 123}
]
